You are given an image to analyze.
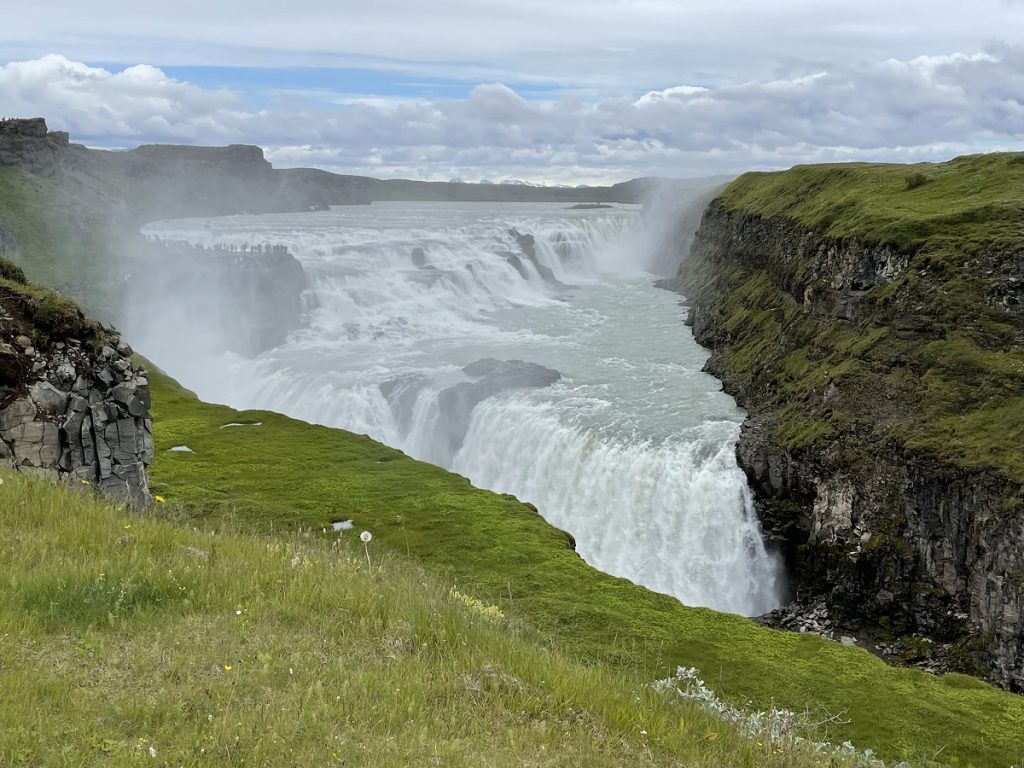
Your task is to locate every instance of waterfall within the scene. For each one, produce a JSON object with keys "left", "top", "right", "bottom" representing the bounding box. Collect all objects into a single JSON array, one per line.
[{"left": 138, "top": 201, "right": 784, "bottom": 616}]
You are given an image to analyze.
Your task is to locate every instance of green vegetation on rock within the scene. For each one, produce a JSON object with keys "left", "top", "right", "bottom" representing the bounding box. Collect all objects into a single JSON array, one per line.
[
  {"left": 137, "top": 368, "right": 1024, "bottom": 766},
  {"left": 719, "top": 153, "right": 1024, "bottom": 255},
  {"left": 688, "top": 153, "right": 1024, "bottom": 483},
  {"left": 0, "top": 255, "right": 105, "bottom": 350}
]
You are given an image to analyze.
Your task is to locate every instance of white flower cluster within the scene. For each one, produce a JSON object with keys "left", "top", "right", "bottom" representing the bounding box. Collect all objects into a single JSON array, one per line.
[{"left": 653, "top": 666, "right": 892, "bottom": 768}]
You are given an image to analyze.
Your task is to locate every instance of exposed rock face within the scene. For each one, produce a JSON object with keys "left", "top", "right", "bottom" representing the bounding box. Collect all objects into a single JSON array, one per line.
[
  {"left": 121, "top": 240, "right": 312, "bottom": 357},
  {"left": 1, "top": 284, "right": 152, "bottom": 501},
  {"left": 0, "top": 333, "right": 151, "bottom": 501},
  {"left": 436, "top": 359, "right": 561, "bottom": 458},
  {"left": 508, "top": 229, "right": 572, "bottom": 289},
  {"left": 0, "top": 118, "right": 72, "bottom": 174},
  {"left": 675, "top": 199, "right": 1024, "bottom": 690}
]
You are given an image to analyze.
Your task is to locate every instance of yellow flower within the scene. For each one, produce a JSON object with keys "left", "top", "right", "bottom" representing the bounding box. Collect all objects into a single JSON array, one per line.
[
  {"left": 81, "top": 479, "right": 91, "bottom": 485},
  {"left": 123, "top": 523, "right": 132, "bottom": 529},
  {"left": 154, "top": 495, "right": 166, "bottom": 503},
  {"left": 223, "top": 664, "right": 233, "bottom": 671}
]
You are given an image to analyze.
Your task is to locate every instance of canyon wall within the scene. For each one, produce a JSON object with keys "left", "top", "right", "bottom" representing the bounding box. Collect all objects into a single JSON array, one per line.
[{"left": 671, "top": 158, "right": 1024, "bottom": 690}]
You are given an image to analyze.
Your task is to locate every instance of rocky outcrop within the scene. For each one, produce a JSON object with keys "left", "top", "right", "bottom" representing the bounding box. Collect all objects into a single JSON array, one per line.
[
  {"left": 674, "top": 197, "right": 1024, "bottom": 691},
  {"left": 1, "top": 263, "right": 152, "bottom": 502},
  {"left": 0, "top": 118, "right": 72, "bottom": 174},
  {"left": 435, "top": 358, "right": 561, "bottom": 458},
  {"left": 508, "top": 229, "right": 572, "bottom": 289}
]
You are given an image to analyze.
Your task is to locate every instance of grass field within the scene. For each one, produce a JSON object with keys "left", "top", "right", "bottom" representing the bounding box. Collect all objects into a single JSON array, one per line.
[
  {"left": 2, "top": 472, "right": 889, "bottom": 768},
  {"left": 135, "top": 368, "right": 1024, "bottom": 766}
]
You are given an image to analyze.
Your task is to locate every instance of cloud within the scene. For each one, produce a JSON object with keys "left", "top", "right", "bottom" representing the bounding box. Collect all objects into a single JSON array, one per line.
[
  {"left": 0, "top": 55, "right": 248, "bottom": 142},
  {"left": 1, "top": 50, "right": 1023, "bottom": 183},
  {"left": 3, "top": 1, "right": 1024, "bottom": 90}
]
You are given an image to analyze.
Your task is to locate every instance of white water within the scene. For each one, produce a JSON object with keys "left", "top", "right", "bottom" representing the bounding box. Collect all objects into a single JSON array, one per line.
[{"left": 140, "top": 201, "right": 783, "bottom": 616}]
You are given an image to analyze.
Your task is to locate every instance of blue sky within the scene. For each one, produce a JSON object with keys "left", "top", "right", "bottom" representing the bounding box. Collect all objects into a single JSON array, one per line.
[
  {"left": 2, "top": 1, "right": 1023, "bottom": 184},
  {"left": 146, "top": 64, "right": 569, "bottom": 105}
]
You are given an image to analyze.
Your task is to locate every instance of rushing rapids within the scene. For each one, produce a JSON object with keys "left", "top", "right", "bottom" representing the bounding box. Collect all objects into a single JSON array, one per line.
[{"left": 137, "top": 201, "right": 784, "bottom": 616}]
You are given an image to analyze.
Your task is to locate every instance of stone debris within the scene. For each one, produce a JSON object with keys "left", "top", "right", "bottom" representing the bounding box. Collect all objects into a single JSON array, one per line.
[
  {"left": 168, "top": 445, "right": 194, "bottom": 453},
  {"left": 757, "top": 597, "right": 835, "bottom": 639},
  {"left": 0, "top": 333, "right": 152, "bottom": 503}
]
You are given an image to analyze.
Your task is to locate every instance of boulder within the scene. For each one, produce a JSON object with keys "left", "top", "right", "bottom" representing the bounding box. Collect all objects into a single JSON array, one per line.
[
  {"left": 0, "top": 398, "right": 36, "bottom": 432},
  {"left": 29, "top": 380, "right": 68, "bottom": 414}
]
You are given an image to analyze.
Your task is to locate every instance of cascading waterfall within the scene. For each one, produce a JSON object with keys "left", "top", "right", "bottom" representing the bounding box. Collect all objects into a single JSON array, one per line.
[
  {"left": 454, "top": 400, "right": 779, "bottom": 615},
  {"left": 138, "top": 201, "right": 784, "bottom": 616}
]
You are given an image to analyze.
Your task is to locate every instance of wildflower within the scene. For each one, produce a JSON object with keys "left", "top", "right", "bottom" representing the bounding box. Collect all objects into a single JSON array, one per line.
[
  {"left": 360, "top": 531, "right": 373, "bottom": 570},
  {"left": 235, "top": 609, "right": 242, "bottom": 616},
  {"left": 154, "top": 495, "right": 165, "bottom": 503},
  {"left": 81, "top": 479, "right": 90, "bottom": 485},
  {"left": 123, "top": 523, "right": 132, "bottom": 529},
  {"left": 148, "top": 745, "right": 157, "bottom": 758},
  {"left": 223, "top": 664, "right": 233, "bottom": 671},
  {"left": 449, "top": 588, "right": 504, "bottom": 621}
]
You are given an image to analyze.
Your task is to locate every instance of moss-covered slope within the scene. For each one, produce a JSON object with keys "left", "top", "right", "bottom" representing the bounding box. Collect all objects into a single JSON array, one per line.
[
  {"left": 702, "top": 153, "right": 1024, "bottom": 478},
  {"left": 673, "top": 153, "right": 1024, "bottom": 691}
]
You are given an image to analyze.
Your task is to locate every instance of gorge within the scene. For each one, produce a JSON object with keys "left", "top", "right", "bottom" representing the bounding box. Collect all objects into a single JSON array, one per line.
[{"left": 3, "top": 119, "right": 1024, "bottom": 764}]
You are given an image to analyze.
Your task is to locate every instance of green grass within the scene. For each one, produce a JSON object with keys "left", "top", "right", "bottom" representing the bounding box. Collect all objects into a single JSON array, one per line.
[
  {"left": 0, "top": 165, "right": 123, "bottom": 312},
  {"left": 719, "top": 153, "right": 1024, "bottom": 254},
  {"left": 686, "top": 154, "right": 1024, "bottom": 483},
  {"left": 141, "top": 368, "right": 1024, "bottom": 766},
  {"left": 0, "top": 166, "right": 65, "bottom": 285},
  {"left": 2, "top": 472, "right": 879, "bottom": 768},
  {"left": 0, "top": 271, "right": 106, "bottom": 347}
]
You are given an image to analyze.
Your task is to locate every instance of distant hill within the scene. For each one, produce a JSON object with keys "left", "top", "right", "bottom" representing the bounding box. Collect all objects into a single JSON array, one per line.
[{"left": 0, "top": 117, "right": 728, "bottom": 226}]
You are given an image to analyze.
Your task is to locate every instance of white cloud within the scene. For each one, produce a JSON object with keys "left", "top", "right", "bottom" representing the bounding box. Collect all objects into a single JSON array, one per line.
[
  {"left": 2, "top": 50, "right": 1023, "bottom": 184},
  {"left": 0, "top": 55, "right": 247, "bottom": 141}
]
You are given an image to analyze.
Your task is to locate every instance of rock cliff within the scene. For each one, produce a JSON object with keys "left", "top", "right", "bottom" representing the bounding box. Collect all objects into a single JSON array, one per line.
[
  {"left": 669, "top": 156, "right": 1024, "bottom": 690},
  {"left": 0, "top": 118, "right": 72, "bottom": 174},
  {"left": 1, "top": 257, "right": 152, "bottom": 501}
]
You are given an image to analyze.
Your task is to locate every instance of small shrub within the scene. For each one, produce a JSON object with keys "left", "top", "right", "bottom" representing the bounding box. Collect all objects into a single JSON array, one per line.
[
  {"left": 0, "top": 255, "right": 26, "bottom": 283},
  {"left": 904, "top": 172, "right": 928, "bottom": 191}
]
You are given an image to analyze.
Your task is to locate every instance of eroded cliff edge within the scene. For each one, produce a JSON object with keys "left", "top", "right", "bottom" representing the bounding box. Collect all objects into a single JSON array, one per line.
[
  {"left": 667, "top": 155, "right": 1024, "bottom": 691},
  {"left": 1, "top": 257, "right": 152, "bottom": 500}
]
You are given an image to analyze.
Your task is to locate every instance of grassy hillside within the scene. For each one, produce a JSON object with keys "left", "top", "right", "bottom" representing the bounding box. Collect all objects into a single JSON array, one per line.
[
  {"left": 140, "top": 369, "right": 1024, "bottom": 766},
  {"left": 688, "top": 153, "right": 1024, "bottom": 483},
  {"left": 3, "top": 472, "right": 843, "bottom": 768},
  {"left": 0, "top": 165, "right": 120, "bottom": 307},
  {"left": 719, "top": 153, "right": 1024, "bottom": 254}
]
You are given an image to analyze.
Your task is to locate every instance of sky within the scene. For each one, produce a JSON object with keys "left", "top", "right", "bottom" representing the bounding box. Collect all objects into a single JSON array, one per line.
[{"left": 2, "top": 1, "right": 1024, "bottom": 184}]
